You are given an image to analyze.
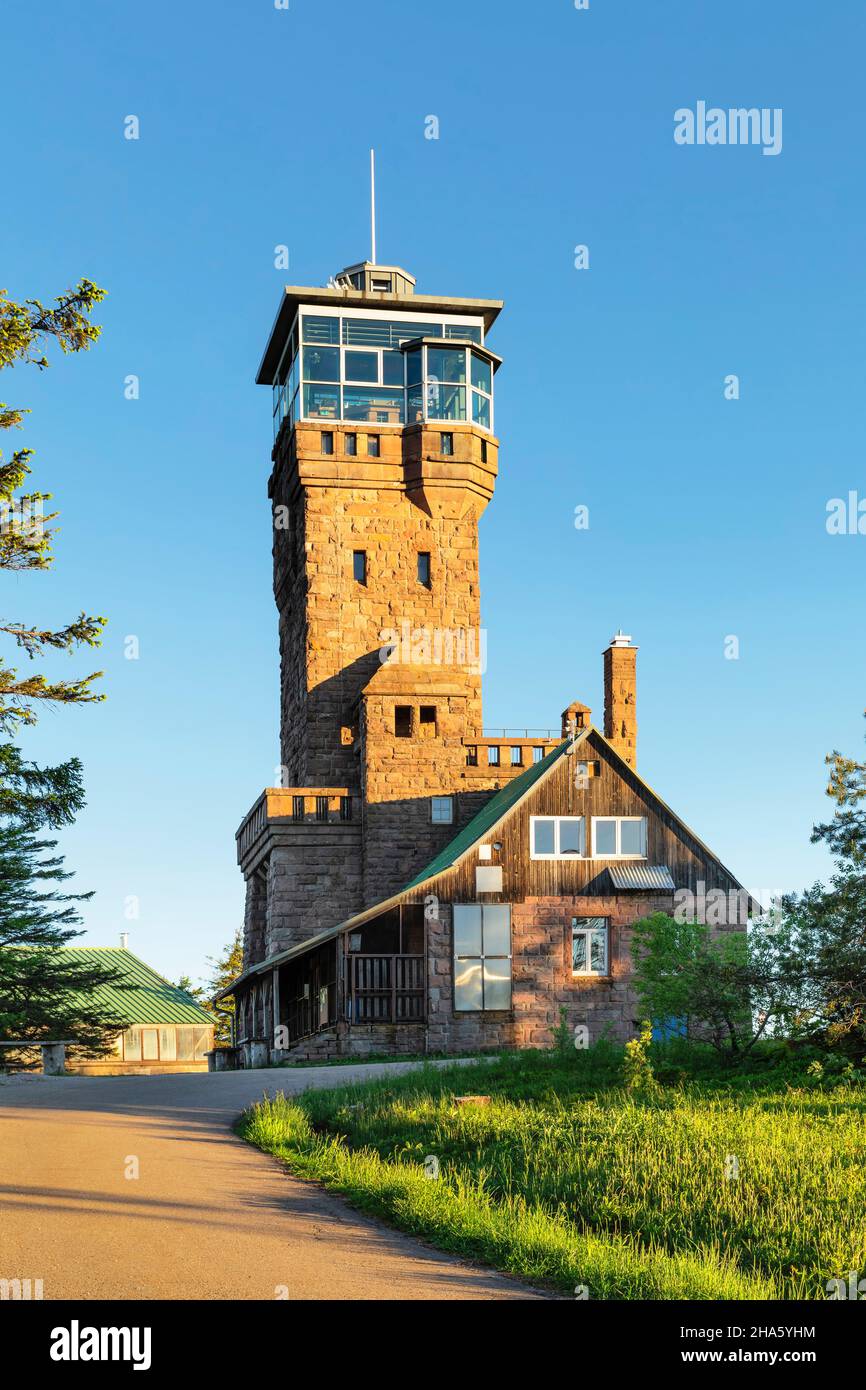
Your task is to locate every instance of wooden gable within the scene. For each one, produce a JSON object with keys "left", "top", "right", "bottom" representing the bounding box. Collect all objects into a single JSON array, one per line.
[{"left": 402, "top": 727, "right": 744, "bottom": 905}]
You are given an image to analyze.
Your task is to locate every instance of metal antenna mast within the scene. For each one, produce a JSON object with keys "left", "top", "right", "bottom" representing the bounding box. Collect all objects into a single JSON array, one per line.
[{"left": 370, "top": 148, "right": 377, "bottom": 263}]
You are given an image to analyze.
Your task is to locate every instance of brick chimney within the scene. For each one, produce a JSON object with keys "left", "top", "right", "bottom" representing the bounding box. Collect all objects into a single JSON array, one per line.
[
  {"left": 561, "top": 700, "right": 592, "bottom": 739},
  {"left": 603, "top": 631, "right": 637, "bottom": 768}
]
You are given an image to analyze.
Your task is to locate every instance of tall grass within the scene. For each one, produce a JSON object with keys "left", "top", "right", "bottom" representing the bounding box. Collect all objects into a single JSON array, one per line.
[{"left": 239, "top": 1050, "right": 866, "bottom": 1300}]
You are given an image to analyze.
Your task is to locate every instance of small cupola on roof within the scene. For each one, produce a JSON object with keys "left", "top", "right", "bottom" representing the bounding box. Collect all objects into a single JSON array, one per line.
[{"left": 333, "top": 262, "right": 417, "bottom": 297}]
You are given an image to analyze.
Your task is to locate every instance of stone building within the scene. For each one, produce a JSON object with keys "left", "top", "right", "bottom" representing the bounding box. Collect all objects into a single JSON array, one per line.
[{"left": 219, "top": 257, "right": 746, "bottom": 1063}]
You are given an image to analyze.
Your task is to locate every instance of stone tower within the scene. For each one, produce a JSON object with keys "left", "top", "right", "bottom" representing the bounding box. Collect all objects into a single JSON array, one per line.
[{"left": 236, "top": 258, "right": 551, "bottom": 968}]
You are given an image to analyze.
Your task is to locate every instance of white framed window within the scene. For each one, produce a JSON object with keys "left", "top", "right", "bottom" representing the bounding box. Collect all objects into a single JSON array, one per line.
[
  {"left": 453, "top": 904, "right": 512, "bottom": 1011},
  {"left": 591, "top": 816, "right": 647, "bottom": 858},
  {"left": 288, "top": 308, "right": 486, "bottom": 431},
  {"left": 431, "top": 796, "right": 454, "bottom": 824},
  {"left": 572, "top": 917, "right": 609, "bottom": 976},
  {"left": 530, "top": 815, "right": 585, "bottom": 860}
]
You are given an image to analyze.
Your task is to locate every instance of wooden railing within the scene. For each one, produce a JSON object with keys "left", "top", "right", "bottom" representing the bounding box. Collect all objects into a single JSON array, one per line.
[{"left": 346, "top": 955, "right": 426, "bottom": 1024}]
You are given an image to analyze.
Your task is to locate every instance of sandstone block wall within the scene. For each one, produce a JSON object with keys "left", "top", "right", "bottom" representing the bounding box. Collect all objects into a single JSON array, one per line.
[
  {"left": 273, "top": 894, "right": 671, "bottom": 1061},
  {"left": 263, "top": 824, "right": 364, "bottom": 958},
  {"left": 270, "top": 423, "right": 492, "bottom": 793}
]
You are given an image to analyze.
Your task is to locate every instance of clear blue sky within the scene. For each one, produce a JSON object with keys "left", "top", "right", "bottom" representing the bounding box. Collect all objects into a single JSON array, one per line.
[{"left": 3, "top": 0, "right": 864, "bottom": 986}]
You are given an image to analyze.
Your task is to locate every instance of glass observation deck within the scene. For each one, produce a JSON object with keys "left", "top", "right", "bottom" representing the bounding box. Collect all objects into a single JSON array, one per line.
[{"left": 271, "top": 308, "right": 496, "bottom": 441}]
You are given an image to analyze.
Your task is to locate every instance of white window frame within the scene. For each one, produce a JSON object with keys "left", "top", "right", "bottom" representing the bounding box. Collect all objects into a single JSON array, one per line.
[
  {"left": 431, "top": 796, "right": 454, "bottom": 825},
  {"left": 590, "top": 816, "right": 647, "bottom": 859},
  {"left": 571, "top": 917, "right": 609, "bottom": 977},
  {"left": 530, "top": 815, "right": 586, "bottom": 860},
  {"left": 291, "top": 306, "right": 486, "bottom": 430}
]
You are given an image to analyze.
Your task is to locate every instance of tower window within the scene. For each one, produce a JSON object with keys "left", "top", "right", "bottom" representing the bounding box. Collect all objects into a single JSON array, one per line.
[
  {"left": 487, "top": 746, "right": 500, "bottom": 766},
  {"left": 480, "top": 439, "right": 488, "bottom": 463},
  {"left": 532, "top": 746, "right": 544, "bottom": 764},
  {"left": 431, "top": 796, "right": 454, "bottom": 825},
  {"left": 419, "top": 706, "right": 437, "bottom": 739},
  {"left": 510, "top": 746, "right": 523, "bottom": 766},
  {"left": 395, "top": 706, "right": 412, "bottom": 738},
  {"left": 366, "top": 435, "right": 381, "bottom": 457},
  {"left": 417, "top": 552, "right": 431, "bottom": 588},
  {"left": 321, "top": 432, "right": 334, "bottom": 455},
  {"left": 353, "top": 550, "right": 367, "bottom": 585},
  {"left": 440, "top": 432, "right": 454, "bottom": 456},
  {"left": 345, "top": 433, "right": 357, "bottom": 456}
]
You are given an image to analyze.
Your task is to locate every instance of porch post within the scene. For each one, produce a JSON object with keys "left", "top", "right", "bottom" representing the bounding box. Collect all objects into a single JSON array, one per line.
[{"left": 272, "top": 966, "right": 281, "bottom": 1052}]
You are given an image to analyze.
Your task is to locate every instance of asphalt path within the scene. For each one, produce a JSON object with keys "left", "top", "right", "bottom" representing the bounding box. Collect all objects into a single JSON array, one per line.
[{"left": 0, "top": 1063, "right": 546, "bottom": 1301}]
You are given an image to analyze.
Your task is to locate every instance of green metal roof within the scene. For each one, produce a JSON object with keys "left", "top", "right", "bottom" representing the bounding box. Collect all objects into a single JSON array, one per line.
[
  {"left": 50, "top": 949, "right": 213, "bottom": 1026},
  {"left": 403, "top": 738, "right": 572, "bottom": 890}
]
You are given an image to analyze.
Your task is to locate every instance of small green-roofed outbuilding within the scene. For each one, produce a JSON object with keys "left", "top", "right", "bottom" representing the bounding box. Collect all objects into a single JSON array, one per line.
[{"left": 48, "top": 946, "right": 214, "bottom": 1073}]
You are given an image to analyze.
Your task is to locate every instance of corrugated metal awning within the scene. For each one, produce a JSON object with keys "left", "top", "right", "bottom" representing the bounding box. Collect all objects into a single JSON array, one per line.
[{"left": 608, "top": 864, "right": 676, "bottom": 892}]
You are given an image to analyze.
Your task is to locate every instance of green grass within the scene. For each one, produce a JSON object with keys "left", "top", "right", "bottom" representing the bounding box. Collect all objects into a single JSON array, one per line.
[
  {"left": 238, "top": 1047, "right": 866, "bottom": 1300},
  {"left": 273, "top": 1051, "right": 478, "bottom": 1069}
]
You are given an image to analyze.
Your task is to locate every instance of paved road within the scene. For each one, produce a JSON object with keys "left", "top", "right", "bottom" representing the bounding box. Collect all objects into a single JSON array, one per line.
[{"left": 0, "top": 1063, "right": 544, "bottom": 1301}]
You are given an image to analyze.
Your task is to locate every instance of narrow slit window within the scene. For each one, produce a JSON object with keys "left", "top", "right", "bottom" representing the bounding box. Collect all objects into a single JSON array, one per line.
[
  {"left": 440, "top": 432, "right": 454, "bottom": 456},
  {"left": 345, "top": 433, "right": 357, "bottom": 456},
  {"left": 395, "top": 706, "right": 412, "bottom": 738},
  {"left": 366, "top": 434, "right": 380, "bottom": 457},
  {"left": 321, "top": 431, "right": 334, "bottom": 455},
  {"left": 353, "top": 550, "right": 367, "bottom": 585},
  {"left": 419, "top": 705, "right": 437, "bottom": 739},
  {"left": 417, "top": 552, "right": 432, "bottom": 587}
]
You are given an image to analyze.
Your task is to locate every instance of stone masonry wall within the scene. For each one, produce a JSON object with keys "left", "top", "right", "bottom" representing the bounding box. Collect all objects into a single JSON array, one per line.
[
  {"left": 276, "top": 894, "right": 670, "bottom": 1061},
  {"left": 423, "top": 894, "right": 671, "bottom": 1052},
  {"left": 360, "top": 688, "right": 492, "bottom": 903},
  {"left": 271, "top": 423, "right": 490, "bottom": 793},
  {"left": 263, "top": 824, "right": 364, "bottom": 958},
  {"left": 242, "top": 870, "right": 267, "bottom": 973}
]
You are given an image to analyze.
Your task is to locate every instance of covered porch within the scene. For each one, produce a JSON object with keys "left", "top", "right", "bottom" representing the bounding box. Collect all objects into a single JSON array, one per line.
[{"left": 223, "top": 901, "right": 427, "bottom": 1065}]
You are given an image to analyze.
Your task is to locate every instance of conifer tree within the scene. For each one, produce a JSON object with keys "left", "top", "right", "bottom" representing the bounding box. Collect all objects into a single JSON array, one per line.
[
  {"left": 0, "top": 279, "right": 123, "bottom": 1059},
  {"left": 1, "top": 280, "right": 107, "bottom": 755},
  {"left": 201, "top": 930, "right": 244, "bottom": 1046}
]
